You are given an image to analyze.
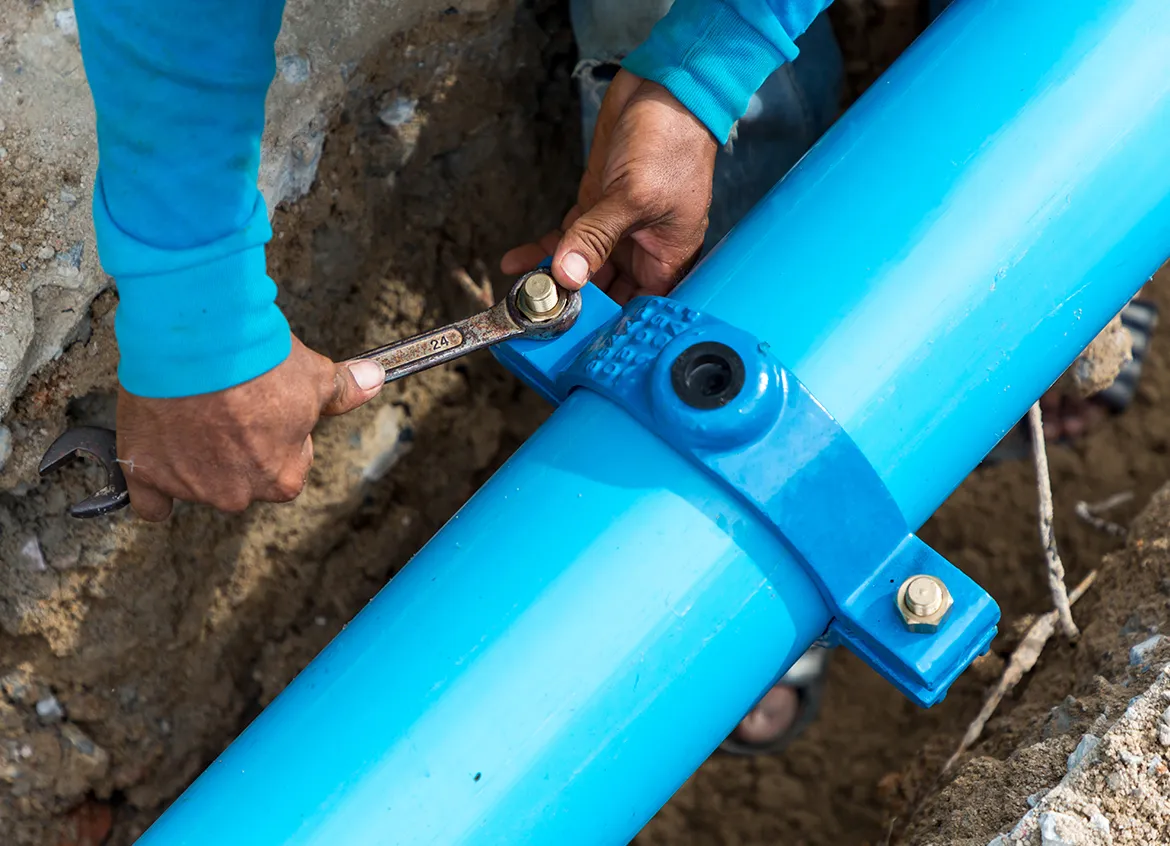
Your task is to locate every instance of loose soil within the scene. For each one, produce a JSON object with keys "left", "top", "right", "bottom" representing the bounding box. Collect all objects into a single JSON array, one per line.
[{"left": 3, "top": 1, "right": 1170, "bottom": 844}]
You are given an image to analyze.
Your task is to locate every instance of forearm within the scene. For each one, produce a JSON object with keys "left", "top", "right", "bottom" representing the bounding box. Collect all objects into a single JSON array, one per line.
[
  {"left": 74, "top": 0, "right": 290, "bottom": 397},
  {"left": 623, "top": 0, "right": 834, "bottom": 142}
]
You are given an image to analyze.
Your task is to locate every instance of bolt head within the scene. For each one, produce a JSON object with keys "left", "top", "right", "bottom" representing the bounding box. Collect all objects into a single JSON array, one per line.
[
  {"left": 518, "top": 272, "right": 561, "bottom": 319},
  {"left": 896, "top": 575, "right": 953, "bottom": 634}
]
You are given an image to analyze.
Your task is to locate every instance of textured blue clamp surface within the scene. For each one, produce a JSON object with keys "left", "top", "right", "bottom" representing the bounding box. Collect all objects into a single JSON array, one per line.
[{"left": 495, "top": 294, "right": 999, "bottom": 707}]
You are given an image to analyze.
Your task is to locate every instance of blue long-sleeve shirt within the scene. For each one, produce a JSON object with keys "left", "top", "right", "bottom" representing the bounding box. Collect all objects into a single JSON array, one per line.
[{"left": 74, "top": 0, "right": 831, "bottom": 398}]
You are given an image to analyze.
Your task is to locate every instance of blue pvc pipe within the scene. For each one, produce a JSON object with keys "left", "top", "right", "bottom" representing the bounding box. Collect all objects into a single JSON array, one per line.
[{"left": 139, "top": 1, "right": 1170, "bottom": 843}]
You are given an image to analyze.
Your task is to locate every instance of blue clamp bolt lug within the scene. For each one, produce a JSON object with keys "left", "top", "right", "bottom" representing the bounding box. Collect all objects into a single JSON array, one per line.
[{"left": 494, "top": 291, "right": 1000, "bottom": 707}]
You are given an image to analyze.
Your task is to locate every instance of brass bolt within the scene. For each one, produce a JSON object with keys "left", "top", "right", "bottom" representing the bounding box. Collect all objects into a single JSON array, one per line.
[
  {"left": 518, "top": 272, "right": 561, "bottom": 320},
  {"left": 896, "top": 575, "right": 953, "bottom": 634}
]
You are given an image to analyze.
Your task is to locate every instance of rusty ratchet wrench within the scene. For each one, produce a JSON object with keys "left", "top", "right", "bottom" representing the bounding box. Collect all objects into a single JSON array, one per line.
[{"left": 38, "top": 271, "right": 580, "bottom": 519}]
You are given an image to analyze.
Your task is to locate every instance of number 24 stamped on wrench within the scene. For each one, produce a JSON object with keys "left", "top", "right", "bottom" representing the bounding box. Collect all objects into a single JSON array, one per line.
[{"left": 39, "top": 271, "right": 580, "bottom": 518}]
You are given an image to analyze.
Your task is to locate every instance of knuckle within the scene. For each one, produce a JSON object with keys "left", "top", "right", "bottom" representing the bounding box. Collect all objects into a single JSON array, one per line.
[
  {"left": 213, "top": 492, "right": 253, "bottom": 514},
  {"left": 622, "top": 178, "right": 659, "bottom": 213},
  {"left": 272, "top": 472, "right": 306, "bottom": 503}
]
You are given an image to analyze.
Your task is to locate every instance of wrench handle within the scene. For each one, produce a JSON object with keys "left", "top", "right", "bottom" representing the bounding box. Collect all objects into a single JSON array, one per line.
[{"left": 352, "top": 301, "right": 524, "bottom": 383}]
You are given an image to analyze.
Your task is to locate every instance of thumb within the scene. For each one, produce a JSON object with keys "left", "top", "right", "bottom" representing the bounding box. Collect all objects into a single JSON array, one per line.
[
  {"left": 321, "top": 359, "right": 384, "bottom": 416},
  {"left": 551, "top": 194, "right": 640, "bottom": 290}
]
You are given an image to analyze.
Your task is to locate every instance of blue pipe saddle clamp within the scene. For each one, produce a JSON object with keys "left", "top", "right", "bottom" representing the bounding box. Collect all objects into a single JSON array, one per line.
[{"left": 494, "top": 282, "right": 1000, "bottom": 708}]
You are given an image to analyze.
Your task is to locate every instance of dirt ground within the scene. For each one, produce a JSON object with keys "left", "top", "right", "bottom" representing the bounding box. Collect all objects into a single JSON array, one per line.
[{"left": 3, "top": 0, "right": 1170, "bottom": 844}]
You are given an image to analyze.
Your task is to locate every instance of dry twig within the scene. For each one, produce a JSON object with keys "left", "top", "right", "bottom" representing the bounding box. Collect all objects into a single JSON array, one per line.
[
  {"left": 1075, "top": 491, "right": 1133, "bottom": 538},
  {"left": 1027, "top": 401, "right": 1078, "bottom": 638},
  {"left": 451, "top": 261, "right": 494, "bottom": 310},
  {"left": 940, "top": 569, "right": 1098, "bottom": 776}
]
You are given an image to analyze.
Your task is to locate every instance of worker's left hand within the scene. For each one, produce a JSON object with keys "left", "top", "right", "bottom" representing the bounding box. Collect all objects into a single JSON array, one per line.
[{"left": 502, "top": 69, "right": 718, "bottom": 303}]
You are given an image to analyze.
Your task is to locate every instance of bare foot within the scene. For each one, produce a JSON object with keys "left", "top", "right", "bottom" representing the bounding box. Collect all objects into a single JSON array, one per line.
[{"left": 731, "top": 685, "right": 801, "bottom": 745}]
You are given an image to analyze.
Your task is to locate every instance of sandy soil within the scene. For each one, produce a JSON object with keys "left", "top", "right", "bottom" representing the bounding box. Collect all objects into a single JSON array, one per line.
[{"left": 3, "top": 1, "right": 1170, "bottom": 844}]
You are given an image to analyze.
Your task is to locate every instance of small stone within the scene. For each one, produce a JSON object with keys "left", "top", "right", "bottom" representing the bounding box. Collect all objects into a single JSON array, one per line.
[
  {"left": 1148, "top": 753, "right": 1164, "bottom": 774},
  {"left": 55, "top": 9, "right": 77, "bottom": 35},
  {"left": 1039, "top": 811, "right": 1080, "bottom": 846},
  {"left": 14, "top": 156, "right": 30, "bottom": 171},
  {"left": 0, "top": 288, "right": 11, "bottom": 303},
  {"left": 56, "top": 240, "right": 84, "bottom": 269},
  {"left": 35, "top": 245, "right": 53, "bottom": 260},
  {"left": 378, "top": 96, "right": 417, "bottom": 127},
  {"left": 60, "top": 723, "right": 94, "bottom": 755},
  {"left": 1119, "top": 748, "right": 1143, "bottom": 767},
  {"left": 278, "top": 54, "right": 310, "bottom": 84},
  {"left": 9, "top": 242, "right": 23, "bottom": 254},
  {"left": 315, "top": 616, "right": 327, "bottom": 626},
  {"left": 0, "top": 671, "right": 34, "bottom": 705},
  {"left": 1067, "top": 733, "right": 1100, "bottom": 772},
  {"left": 19, "top": 538, "right": 46, "bottom": 573},
  {"left": 0, "top": 148, "right": 7, "bottom": 160},
  {"left": 0, "top": 118, "right": 6, "bottom": 133},
  {"left": 0, "top": 424, "right": 11, "bottom": 471},
  {"left": 1089, "top": 812, "right": 1111, "bottom": 835},
  {"left": 1159, "top": 706, "right": 1170, "bottom": 746},
  {"left": 1129, "top": 634, "right": 1166, "bottom": 666},
  {"left": 1026, "top": 791, "right": 1045, "bottom": 808},
  {"left": 19, "top": 537, "right": 46, "bottom": 571},
  {"left": 35, "top": 694, "right": 64, "bottom": 724},
  {"left": 58, "top": 188, "right": 77, "bottom": 206}
]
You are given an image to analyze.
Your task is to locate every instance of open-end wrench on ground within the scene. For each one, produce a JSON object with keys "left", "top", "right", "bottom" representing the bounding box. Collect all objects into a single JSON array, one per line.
[{"left": 38, "top": 270, "right": 580, "bottom": 519}]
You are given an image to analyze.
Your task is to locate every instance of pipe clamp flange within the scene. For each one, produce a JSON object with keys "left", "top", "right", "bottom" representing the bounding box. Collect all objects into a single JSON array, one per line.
[{"left": 496, "top": 291, "right": 1001, "bottom": 708}]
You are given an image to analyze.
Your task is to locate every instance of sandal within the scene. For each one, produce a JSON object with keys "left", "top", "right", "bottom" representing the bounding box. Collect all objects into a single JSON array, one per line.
[{"left": 718, "top": 644, "right": 832, "bottom": 756}]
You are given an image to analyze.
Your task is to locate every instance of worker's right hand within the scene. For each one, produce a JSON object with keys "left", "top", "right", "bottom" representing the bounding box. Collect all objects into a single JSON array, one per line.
[
  {"left": 114, "top": 334, "right": 384, "bottom": 521},
  {"left": 502, "top": 69, "right": 718, "bottom": 303}
]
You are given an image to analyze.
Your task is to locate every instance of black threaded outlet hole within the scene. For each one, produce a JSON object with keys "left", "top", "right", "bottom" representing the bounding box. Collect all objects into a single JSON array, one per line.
[{"left": 670, "top": 342, "right": 745, "bottom": 410}]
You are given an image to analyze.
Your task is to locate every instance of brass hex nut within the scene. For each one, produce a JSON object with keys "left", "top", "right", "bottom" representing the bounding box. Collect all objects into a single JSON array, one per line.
[{"left": 896, "top": 575, "right": 953, "bottom": 634}]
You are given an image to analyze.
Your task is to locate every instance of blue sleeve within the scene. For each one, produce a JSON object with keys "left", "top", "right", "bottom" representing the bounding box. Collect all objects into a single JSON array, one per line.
[
  {"left": 73, "top": 0, "right": 292, "bottom": 398},
  {"left": 623, "top": 0, "right": 834, "bottom": 143}
]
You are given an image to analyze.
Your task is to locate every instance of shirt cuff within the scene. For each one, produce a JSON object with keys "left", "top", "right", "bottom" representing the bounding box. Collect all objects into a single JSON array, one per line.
[
  {"left": 93, "top": 177, "right": 292, "bottom": 398},
  {"left": 622, "top": 0, "right": 799, "bottom": 144}
]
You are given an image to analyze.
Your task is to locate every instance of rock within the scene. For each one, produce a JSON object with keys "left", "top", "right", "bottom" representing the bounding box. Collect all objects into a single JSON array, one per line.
[
  {"left": 1067, "top": 733, "right": 1100, "bottom": 772},
  {"left": 1089, "top": 812, "right": 1111, "bottom": 836},
  {"left": 0, "top": 424, "right": 11, "bottom": 471},
  {"left": 35, "top": 695, "right": 64, "bottom": 724},
  {"left": 56, "top": 241, "right": 84, "bottom": 269},
  {"left": 354, "top": 404, "right": 412, "bottom": 483},
  {"left": 1129, "top": 634, "right": 1166, "bottom": 666},
  {"left": 54, "top": 10, "right": 77, "bottom": 36},
  {"left": 1072, "top": 310, "right": 1133, "bottom": 396},
  {"left": 19, "top": 536, "right": 47, "bottom": 571},
  {"left": 0, "top": 669, "right": 38, "bottom": 706},
  {"left": 379, "top": 96, "right": 418, "bottom": 127},
  {"left": 56, "top": 723, "right": 110, "bottom": 798},
  {"left": 1118, "top": 748, "right": 1143, "bottom": 767},
  {"left": 278, "top": 54, "right": 311, "bottom": 84},
  {"left": 1039, "top": 811, "right": 1082, "bottom": 846}
]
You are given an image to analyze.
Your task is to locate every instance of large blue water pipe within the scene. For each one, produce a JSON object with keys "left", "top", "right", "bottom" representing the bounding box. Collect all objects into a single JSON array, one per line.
[{"left": 139, "top": 0, "right": 1170, "bottom": 843}]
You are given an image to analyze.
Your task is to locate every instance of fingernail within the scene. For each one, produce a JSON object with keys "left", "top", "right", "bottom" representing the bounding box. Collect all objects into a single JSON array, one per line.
[
  {"left": 561, "top": 252, "right": 590, "bottom": 286},
  {"left": 349, "top": 360, "right": 385, "bottom": 391}
]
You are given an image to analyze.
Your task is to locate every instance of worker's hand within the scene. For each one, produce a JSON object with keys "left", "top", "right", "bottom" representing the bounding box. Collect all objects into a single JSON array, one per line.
[
  {"left": 502, "top": 69, "right": 718, "bottom": 303},
  {"left": 115, "top": 335, "right": 384, "bottom": 521}
]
